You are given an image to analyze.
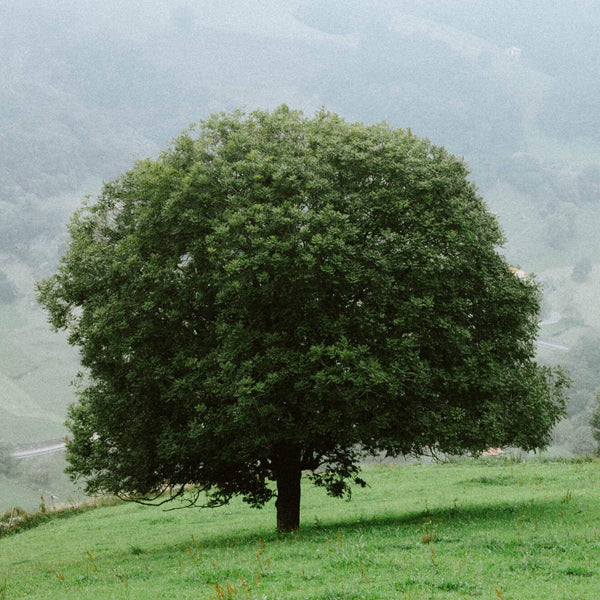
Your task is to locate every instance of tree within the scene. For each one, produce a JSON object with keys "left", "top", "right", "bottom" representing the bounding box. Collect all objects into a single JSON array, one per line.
[
  {"left": 0, "top": 443, "right": 16, "bottom": 477},
  {"left": 572, "top": 256, "right": 593, "bottom": 283},
  {"left": 590, "top": 391, "right": 600, "bottom": 456},
  {"left": 0, "top": 271, "right": 17, "bottom": 304},
  {"left": 577, "top": 163, "right": 600, "bottom": 204},
  {"left": 37, "top": 106, "right": 568, "bottom": 531}
]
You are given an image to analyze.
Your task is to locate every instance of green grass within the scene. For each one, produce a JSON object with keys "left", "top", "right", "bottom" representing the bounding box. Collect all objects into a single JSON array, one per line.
[{"left": 1, "top": 458, "right": 600, "bottom": 599}]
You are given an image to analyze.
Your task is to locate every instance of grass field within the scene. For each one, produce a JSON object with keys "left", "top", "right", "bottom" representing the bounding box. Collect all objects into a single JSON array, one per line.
[{"left": 1, "top": 458, "right": 599, "bottom": 599}]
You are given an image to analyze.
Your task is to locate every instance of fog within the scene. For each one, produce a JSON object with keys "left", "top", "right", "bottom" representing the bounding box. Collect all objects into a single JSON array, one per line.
[{"left": 2, "top": 0, "right": 599, "bottom": 507}]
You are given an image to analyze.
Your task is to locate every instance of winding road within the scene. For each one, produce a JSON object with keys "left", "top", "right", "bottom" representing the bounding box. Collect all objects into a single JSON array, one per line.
[
  {"left": 535, "top": 338, "right": 569, "bottom": 351},
  {"left": 11, "top": 442, "right": 66, "bottom": 459}
]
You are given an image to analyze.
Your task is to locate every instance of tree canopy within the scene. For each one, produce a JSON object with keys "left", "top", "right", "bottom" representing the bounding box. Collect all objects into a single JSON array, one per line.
[{"left": 37, "top": 106, "right": 568, "bottom": 531}]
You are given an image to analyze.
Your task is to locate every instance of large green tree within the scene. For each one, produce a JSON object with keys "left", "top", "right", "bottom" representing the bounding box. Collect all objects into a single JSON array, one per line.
[{"left": 38, "top": 106, "right": 567, "bottom": 531}]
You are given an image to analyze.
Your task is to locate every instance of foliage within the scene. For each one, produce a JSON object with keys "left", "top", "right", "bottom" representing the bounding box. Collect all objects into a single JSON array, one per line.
[
  {"left": 0, "top": 444, "right": 16, "bottom": 477},
  {"left": 590, "top": 391, "right": 600, "bottom": 456},
  {"left": 551, "top": 334, "right": 600, "bottom": 455},
  {"left": 559, "top": 334, "right": 600, "bottom": 417},
  {"left": 0, "top": 496, "right": 118, "bottom": 538},
  {"left": 543, "top": 202, "right": 577, "bottom": 250},
  {"left": 37, "top": 106, "right": 568, "bottom": 530},
  {"left": 0, "top": 273, "right": 17, "bottom": 304},
  {"left": 577, "top": 164, "right": 600, "bottom": 204},
  {"left": 572, "top": 257, "right": 593, "bottom": 283}
]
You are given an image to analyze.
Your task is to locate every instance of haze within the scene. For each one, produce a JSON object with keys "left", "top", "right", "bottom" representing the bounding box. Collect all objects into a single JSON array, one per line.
[{"left": 1, "top": 0, "right": 599, "bottom": 508}]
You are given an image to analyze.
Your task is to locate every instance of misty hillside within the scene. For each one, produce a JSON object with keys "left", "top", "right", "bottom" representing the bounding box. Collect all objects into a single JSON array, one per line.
[{"left": 2, "top": 0, "right": 600, "bottom": 507}]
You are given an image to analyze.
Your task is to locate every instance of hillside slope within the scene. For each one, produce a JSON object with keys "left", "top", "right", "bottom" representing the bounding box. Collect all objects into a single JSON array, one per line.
[{"left": 1, "top": 460, "right": 599, "bottom": 599}]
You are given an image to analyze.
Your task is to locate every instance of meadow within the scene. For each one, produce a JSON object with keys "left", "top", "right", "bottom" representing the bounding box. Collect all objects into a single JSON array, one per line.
[{"left": 1, "top": 457, "right": 599, "bottom": 599}]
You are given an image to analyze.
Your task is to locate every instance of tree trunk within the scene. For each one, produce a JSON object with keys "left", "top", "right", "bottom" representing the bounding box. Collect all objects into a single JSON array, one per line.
[{"left": 275, "top": 462, "right": 302, "bottom": 532}]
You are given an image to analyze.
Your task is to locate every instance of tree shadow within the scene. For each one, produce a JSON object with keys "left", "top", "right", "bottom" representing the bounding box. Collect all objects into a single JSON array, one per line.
[
  {"left": 137, "top": 495, "right": 570, "bottom": 558},
  {"left": 305, "top": 496, "right": 563, "bottom": 534}
]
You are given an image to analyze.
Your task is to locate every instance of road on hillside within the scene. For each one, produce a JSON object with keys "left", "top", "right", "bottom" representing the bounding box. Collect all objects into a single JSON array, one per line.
[
  {"left": 11, "top": 442, "right": 66, "bottom": 458},
  {"left": 540, "top": 312, "right": 562, "bottom": 326},
  {"left": 535, "top": 338, "right": 569, "bottom": 351}
]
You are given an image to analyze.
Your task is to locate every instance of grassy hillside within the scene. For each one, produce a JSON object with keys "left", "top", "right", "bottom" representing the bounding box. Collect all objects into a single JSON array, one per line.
[
  {"left": 0, "top": 290, "right": 78, "bottom": 444},
  {"left": 0, "top": 245, "right": 82, "bottom": 437},
  {"left": 0, "top": 450, "right": 81, "bottom": 513},
  {"left": 0, "top": 256, "right": 81, "bottom": 511},
  {"left": 1, "top": 459, "right": 599, "bottom": 599}
]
